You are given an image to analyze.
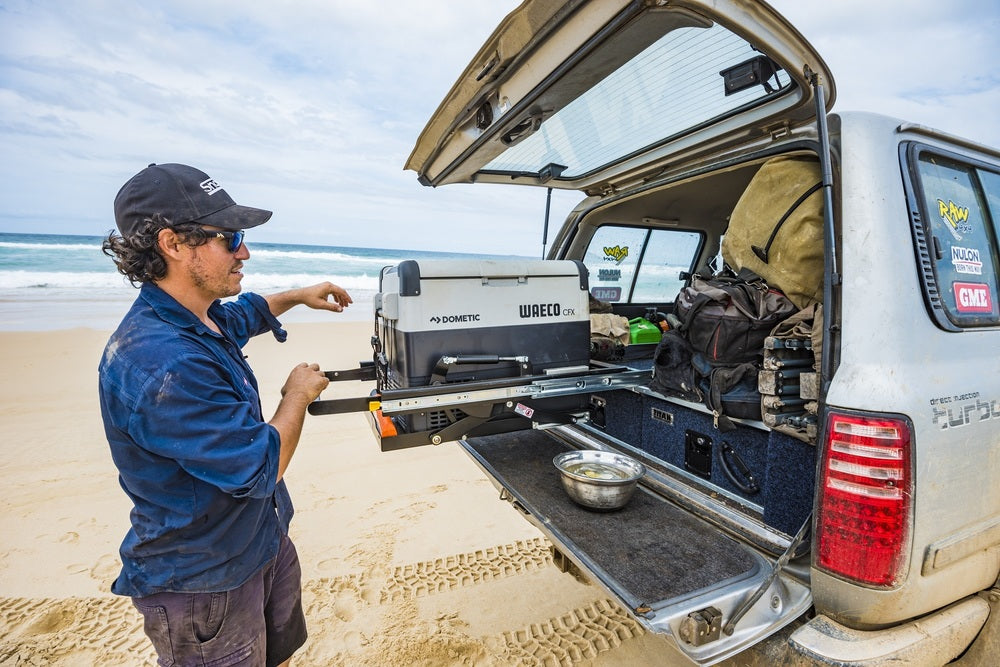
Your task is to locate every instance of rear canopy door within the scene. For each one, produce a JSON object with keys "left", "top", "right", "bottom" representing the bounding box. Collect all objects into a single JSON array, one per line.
[{"left": 406, "top": 0, "right": 835, "bottom": 194}]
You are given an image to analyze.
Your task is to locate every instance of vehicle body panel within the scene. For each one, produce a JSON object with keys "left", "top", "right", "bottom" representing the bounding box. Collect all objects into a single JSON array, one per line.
[{"left": 818, "top": 113, "right": 1000, "bottom": 626}]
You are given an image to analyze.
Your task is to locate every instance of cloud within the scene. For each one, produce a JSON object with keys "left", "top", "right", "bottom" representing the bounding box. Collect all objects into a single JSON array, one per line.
[
  {"left": 1, "top": 0, "right": 998, "bottom": 255},
  {"left": 767, "top": 0, "right": 1000, "bottom": 145}
]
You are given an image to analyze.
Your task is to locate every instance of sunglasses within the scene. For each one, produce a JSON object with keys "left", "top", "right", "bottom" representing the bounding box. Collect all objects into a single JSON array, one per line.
[{"left": 204, "top": 229, "right": 245, "bottom": 252}]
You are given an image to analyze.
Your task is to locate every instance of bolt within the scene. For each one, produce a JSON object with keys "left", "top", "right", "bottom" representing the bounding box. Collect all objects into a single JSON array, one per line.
[
  {"left": 431, "top": 435, "right": 442, "bottom": 445},
  {"left": 770, "top": 595, "right": 781, "bottom": 610}
]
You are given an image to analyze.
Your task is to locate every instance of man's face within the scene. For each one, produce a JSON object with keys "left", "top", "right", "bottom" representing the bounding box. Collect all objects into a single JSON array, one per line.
[{"left": 184, "top": 226, "right": 250, "bottom": 300}]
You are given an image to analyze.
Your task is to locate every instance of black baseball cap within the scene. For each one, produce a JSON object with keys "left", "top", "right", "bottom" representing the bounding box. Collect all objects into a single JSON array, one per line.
[{"left": 113, "top": 163, "right": 272, "bottom": 236}]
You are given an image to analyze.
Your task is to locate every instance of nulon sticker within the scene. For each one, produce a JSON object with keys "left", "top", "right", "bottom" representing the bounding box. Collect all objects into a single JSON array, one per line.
[
  {"left": 598, "top": 268, "right": 622, "bottom": 282},
  {"left": 951, "top": 246, "right": 983, "bottom": 275},
  {"left": 953, "top": 282, "right": 993, "bottom": 313}
]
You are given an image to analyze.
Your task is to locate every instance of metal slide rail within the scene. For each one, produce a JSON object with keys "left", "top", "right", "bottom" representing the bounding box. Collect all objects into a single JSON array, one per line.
[{"left": 308, "top": 364, "right": 651, "bottom": 450}]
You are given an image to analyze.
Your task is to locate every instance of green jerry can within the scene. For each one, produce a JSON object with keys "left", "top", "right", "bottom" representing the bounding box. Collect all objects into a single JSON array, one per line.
[{"left": 628, "top": 317, "right": 662, "bottom": 344}]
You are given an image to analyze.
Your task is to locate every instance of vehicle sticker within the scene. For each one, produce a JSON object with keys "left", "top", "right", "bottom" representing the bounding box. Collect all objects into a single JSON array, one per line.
[
  {"left": 951, "top": 246, "right": 983, "bottom": 275},
  {"left": 603, "top": 245, "right": 629, "bottom": 265},
  {"left": 938, "top": 199, "right": 973, "bottom": 241},
  {"left": 591, "top": 287, "right": 622, "bottom": 301},
  {"left": 930, "top": 392, "right": 1000, "bottom": 429},
  {"left": 952, "top": 281, "right": 993, "bottom": 313},
  {"left": 514, "top": 403, "right": 535, "bottom": 418},
  {"left": 598, "top": 268, "right": 622, "bottom": 282}
]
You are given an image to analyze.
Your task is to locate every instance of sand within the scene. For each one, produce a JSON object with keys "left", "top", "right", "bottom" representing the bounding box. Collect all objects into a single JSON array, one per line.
[{"left": 0, "top": 321, "right": 677, "bottom": 666}]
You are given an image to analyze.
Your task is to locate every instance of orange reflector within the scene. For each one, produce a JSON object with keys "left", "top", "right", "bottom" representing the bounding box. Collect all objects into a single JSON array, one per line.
[{"left": 373, "top": 408, "right": 397, "bottom": 437}]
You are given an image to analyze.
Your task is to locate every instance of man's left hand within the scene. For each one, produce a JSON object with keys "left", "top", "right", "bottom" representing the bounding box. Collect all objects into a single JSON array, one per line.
[
  {"left": 265, "top": 282, "right": 353, "bottom": 317},
  {"left": 299, "top": 282, "right": 353, "bottom": 313}
]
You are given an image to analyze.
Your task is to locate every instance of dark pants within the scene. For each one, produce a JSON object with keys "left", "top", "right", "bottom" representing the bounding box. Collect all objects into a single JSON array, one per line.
[{"left": 132, "top": 534, "right": 307, "bottom": 667}]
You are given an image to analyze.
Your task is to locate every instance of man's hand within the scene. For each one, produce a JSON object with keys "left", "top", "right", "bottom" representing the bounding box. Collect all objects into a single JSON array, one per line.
[
  {"left": 271, "top": 362, "right": 329, "bottom": 482},
  {"left": 280, "top": 362, "right": 330, "bottom": 403},
  {"left": 265, "top": 282, "right": 353, "bottom": 317},
  {"left": 298, "top": 282, "right": 353, "bottom": 313}
]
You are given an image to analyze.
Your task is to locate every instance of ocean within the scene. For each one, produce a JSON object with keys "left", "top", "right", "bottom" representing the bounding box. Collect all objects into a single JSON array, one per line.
[{"left": 0, "top": 232, "right": 530, "bottom": 331}]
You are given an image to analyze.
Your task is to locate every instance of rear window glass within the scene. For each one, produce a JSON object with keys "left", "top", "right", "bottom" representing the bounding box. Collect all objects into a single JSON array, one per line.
[
  {"left": 582, "top": 225, "right": 701, "bottom": 304},
  {"left": 482, "top": 22, "right": 795, "bottom": 180},
  {"left": 910, "top": 150, "right": 1000, "bottom": 327}
]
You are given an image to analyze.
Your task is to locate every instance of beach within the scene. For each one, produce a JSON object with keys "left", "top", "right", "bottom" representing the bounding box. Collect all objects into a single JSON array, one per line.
[{"left": 0, "top": 320, "right": 677, "bottom": 666}]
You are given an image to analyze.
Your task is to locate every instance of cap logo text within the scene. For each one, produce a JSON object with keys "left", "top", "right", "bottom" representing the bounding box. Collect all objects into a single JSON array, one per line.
[{"left": 200, "top": 178, "right": 223, "bottom": 196}]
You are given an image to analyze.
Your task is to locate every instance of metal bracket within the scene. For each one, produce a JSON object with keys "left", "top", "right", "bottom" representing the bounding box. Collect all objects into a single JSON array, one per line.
[{"left": 679, "top": 607, "right": 723, "bottom": 646}]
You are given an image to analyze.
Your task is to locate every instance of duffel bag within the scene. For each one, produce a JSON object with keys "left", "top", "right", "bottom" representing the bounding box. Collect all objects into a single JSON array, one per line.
[
  {"left": 675, "top": 269, "right": 796, "bottom": 364},
  {"left": 692, "top": 353, "right": 761, "bottom": 431},
  {"left": 721, "top": 155, "right": 824, "bottom": 309}
]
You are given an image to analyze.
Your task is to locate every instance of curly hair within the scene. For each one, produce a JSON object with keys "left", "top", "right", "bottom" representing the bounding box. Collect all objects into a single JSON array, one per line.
[{"left": 102, "top": 215, "right": 211, "bottom": 286}]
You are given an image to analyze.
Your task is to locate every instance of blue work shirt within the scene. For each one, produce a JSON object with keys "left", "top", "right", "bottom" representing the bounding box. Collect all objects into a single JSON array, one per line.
[{"left": 99, "top": 282, "right": 292, "bottom": 597}]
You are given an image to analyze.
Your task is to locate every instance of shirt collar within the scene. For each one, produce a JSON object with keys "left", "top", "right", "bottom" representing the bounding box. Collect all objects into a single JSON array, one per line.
[{"left": 139, "top": 282, "right": 221, "bottom": 336}]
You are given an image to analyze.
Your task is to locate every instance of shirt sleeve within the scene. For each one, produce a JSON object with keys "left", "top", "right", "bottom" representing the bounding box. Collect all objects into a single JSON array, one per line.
[
  {"left": 214, "top": 293, "right": 287, "bottom": 346},
  {"left": 127, "top": 352, "right": 281, "bottom": 499}
]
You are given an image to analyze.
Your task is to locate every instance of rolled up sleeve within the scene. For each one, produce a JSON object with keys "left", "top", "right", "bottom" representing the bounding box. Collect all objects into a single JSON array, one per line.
[{"left": 214, "top": 293, "right": 287, "bottom": 345}]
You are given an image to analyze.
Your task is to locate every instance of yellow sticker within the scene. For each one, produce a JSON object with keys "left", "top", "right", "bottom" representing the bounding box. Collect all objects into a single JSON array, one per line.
[{"left": 603, "top": 245, "right": 629, "bottom": 264}]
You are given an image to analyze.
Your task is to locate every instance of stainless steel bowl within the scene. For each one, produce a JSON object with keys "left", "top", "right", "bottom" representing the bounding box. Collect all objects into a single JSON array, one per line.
[{"left": 553, "top": 450, "right": 646, "bottom": 511}]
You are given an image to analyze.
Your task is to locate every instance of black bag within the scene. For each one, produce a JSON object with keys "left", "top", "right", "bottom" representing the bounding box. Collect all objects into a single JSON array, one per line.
[
  {"left": 650, "top": 337, "right": 762, "bottom": 431},
  {"left": 649, "top": 330, "right": 702, "bottom": 401},
  {"left": 674, "top": 269, "right": 796, "bottom": 363},
  {"left": 692, "top": 353, "right": 761, "bottom": 430}
]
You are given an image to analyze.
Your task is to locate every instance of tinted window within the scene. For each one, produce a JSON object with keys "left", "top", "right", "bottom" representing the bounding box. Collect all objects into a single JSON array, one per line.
[
  {"left": 583, "top": 225, "right": 701, "bottom": 304},
  {"left": 482, "top": 23, "right": 795, "bottom": 179},
  {"left": 914, "top": 153, "right": 1000, "bottom": 327}
]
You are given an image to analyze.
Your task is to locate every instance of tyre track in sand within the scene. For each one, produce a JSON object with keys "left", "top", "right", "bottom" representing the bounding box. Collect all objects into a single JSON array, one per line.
[{"left": 1, "top": 537, "right": 644, "bottom": 666}]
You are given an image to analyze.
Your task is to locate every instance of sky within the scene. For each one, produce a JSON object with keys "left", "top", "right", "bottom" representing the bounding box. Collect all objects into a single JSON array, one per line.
[{"left": 1, "top": 0, "right": 998, "bottom": 257}]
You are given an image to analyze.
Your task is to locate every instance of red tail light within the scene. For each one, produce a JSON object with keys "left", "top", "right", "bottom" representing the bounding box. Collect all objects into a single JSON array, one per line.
[{"left": 816, "top": 411, "right": 913, "bottom": 587}]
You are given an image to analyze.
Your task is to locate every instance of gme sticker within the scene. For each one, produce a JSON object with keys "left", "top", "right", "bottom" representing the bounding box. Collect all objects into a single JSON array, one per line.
[
  {"left": 953, "top": 282, "right": 993, "bottom": 313},
  {"left": 591, "top": 287, "right": 621, "bottom": 301}
]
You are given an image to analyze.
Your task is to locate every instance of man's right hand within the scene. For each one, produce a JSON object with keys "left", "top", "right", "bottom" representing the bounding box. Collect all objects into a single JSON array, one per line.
[
  {"left": 280, "top": 362, "right": 330, "bottom": 403},
  {"left": 272, "top": 362, "right": 330, "bottom": 482}
]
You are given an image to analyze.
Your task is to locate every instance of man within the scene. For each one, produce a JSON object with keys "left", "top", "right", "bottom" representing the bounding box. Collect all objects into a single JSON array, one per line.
[{"left": 99, "top": 163, "right": 352, "bottom": 666}]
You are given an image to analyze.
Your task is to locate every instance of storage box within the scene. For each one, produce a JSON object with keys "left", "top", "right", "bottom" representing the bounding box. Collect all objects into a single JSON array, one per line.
[{"left": 375, "top": 259, "right": 592, "bottom": 431}]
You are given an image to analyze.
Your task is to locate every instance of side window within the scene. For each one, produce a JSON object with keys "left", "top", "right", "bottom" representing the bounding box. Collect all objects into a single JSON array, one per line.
[
  {"left": 582, "top": 225, "right": 701, "bottom": 303},
  {"left": 914, "top": 153, "right": 1000, "bottom": 327},
  {"left": 632, "top": 230, "right": 703, "bottom": 301}
]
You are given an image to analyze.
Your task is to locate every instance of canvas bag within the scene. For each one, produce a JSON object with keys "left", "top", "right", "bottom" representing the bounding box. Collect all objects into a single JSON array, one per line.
[
  {"left": 722, "top": 155, "right": 825, "bottom": 310},
  {"left": 674, "top": 269, "right": 796, "bottom": 364}
]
